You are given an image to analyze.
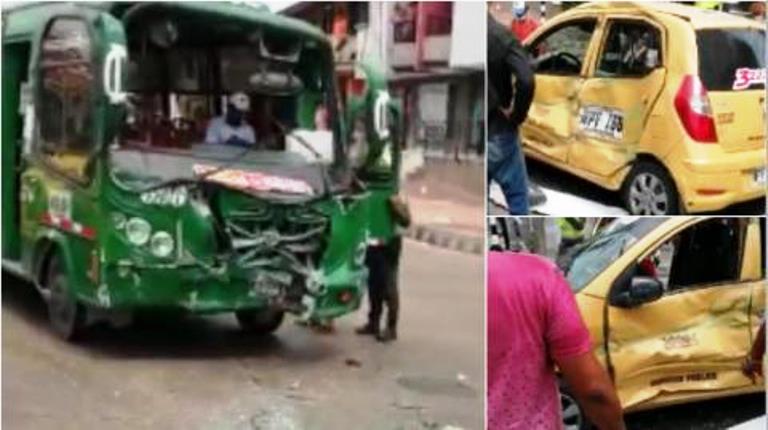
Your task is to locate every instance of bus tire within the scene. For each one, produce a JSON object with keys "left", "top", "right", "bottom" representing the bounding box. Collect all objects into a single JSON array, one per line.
[
  {"left": 45, "top": 252, "right": 86, "bottom": 341},
  {"left": 235, "top": 308, "right": 284, "bottom": 335}
]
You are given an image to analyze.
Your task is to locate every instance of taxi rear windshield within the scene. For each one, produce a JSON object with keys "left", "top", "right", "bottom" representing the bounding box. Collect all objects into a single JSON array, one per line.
[{"left": 696, "top": 28, "right": 765, "bottom": 91}]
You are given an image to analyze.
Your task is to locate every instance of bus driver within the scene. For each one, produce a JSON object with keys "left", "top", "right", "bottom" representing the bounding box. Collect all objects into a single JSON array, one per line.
[{"left": 205, "top": 92, "right": 257, "bottom": 147}]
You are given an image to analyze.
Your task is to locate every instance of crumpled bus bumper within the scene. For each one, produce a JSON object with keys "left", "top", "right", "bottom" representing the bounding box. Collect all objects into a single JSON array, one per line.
[{"left": 89, "top": 258, "right": 365, "bottom": 319}]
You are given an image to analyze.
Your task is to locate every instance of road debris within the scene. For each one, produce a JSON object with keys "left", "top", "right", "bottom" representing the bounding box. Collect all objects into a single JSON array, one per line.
[{"left": 344, "top": 358, "right": 362, "bottom": 368}]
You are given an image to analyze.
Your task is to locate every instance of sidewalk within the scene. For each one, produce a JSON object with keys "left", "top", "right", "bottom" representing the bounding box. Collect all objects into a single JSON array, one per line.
[{"left": 401, "top": 155, "right": 485, "bottom": 255}]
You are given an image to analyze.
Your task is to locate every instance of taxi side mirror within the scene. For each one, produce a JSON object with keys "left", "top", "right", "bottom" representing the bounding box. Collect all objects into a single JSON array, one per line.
[{"left": 611, "top": 276, "right": 663, "bottom": 308}]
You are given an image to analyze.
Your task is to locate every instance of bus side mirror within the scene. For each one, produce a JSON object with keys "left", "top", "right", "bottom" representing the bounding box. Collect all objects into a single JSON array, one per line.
[{"left": 611, "top": 276, "right": 663, "bottom": 308}]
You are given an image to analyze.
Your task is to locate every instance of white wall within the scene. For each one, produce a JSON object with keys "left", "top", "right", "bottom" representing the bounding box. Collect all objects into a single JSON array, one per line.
[
  {"left": 363, "top": 1, "right": 390, "bottom": 68},
  {"left": 449, "top": 1, "right": 486, "bottom": 69}
]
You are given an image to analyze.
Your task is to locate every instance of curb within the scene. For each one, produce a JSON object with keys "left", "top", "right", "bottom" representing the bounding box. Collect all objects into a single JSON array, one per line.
[{"left": 404, "top": 224, "right": 484, "bottom": 255}]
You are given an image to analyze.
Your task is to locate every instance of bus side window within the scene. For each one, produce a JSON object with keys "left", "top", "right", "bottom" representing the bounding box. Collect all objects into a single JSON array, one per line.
[{"left": 37, "top": 18, "right": 95, "bottom": 181}]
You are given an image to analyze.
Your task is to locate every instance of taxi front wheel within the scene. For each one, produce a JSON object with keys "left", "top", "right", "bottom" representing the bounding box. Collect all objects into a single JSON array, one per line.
[
  {"left": 559, "top": 380, "right": 591, "bottom": 430},
  {"left": 622, "top": 161, "right": 680, "bottom": 215}
]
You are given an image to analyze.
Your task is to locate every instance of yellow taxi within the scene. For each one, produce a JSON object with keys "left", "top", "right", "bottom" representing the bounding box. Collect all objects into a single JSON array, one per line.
[
  {"left": 520, "top": 3, "right": 766, "bottom": 215},
  {"left": 561, "top": 216, "right": 765, "bottom": 428}
]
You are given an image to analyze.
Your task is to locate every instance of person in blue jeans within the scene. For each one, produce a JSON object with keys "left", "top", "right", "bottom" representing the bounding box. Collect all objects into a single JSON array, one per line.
[
  {"left": 487, "top": 14, "right": 535, "bottom": 215},
  {"left": 487, "top": 131, "right": 529, "bottom": 214}
]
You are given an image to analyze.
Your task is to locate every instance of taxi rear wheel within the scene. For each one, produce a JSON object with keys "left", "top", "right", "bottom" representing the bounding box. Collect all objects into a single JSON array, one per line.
[
  {"left": 235, "top": 308, "right": 284, "bottom": 335},
  {"left": 622, "top": 162, "right": 679, "bottom": 215}
]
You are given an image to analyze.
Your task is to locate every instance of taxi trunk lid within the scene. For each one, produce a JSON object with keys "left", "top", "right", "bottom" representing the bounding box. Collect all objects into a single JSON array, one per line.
[{"left": 696, "top": 27, "right": 765, "bottom": 153}]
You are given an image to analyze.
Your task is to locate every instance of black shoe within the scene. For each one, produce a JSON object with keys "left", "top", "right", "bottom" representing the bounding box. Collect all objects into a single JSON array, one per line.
[
  {"left": 376, "top": 328, "right": 397, "bottom": 343},
  {"left": 355, "top": 324, "right": 378, "bottom": 336}
]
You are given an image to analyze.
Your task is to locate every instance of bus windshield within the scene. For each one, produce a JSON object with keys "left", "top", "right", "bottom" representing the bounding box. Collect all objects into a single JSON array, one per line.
[{"left": 111, "top": 17, "right": 343, "bottom": 196}]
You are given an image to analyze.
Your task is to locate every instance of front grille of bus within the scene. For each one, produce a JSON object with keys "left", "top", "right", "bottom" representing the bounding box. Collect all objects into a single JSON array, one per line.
[{"left": 221, "top": 203, "right": 330, "bottom": 287}]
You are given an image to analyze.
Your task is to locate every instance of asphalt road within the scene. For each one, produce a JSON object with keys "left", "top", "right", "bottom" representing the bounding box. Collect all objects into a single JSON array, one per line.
[
  {"left": 2, "top": 240, "right": 484, "bottom": 430},
  {"left": 625, "top": 393, "right": 765, "bottom": 430},
  {"left": 490, "top": 158, "right": 765, "bottom": 215}
]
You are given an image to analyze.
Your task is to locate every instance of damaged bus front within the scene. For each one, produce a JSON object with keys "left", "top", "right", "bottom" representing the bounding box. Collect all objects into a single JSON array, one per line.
[{"left": 2, "top": 2, "right": 397, "bottom": 339}]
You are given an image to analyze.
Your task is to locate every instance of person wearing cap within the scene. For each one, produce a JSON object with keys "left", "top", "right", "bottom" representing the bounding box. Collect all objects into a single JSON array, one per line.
[
  {"left": 205, "top": 92, "right": 257, "bottom": 147},
  {"left": 509, "top": 1, "right": 540, "bottom": 42}
]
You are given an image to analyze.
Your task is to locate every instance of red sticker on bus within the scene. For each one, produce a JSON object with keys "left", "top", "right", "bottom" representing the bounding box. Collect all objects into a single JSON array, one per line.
[{"left": 193, "top": 164, "right": 314, "bottom": 195}]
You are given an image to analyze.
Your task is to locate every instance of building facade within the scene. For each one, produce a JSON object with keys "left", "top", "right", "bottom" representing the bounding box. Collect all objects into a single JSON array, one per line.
[{"left": 283, "top": 2, "right": 485, "bottom": 159}]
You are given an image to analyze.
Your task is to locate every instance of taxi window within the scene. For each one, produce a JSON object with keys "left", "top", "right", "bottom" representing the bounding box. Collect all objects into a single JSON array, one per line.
[
  {"left": 528, "top": 19, "right": 597, "bottom": 76},
  {"left": 641, "top": 218, "right": 743, "bottom": 293},
  {"left": 697, "top": 28, "right": 765, "bottom": 91},
  {"left": 596, "top": 20, "right": 662, "bottom": 78},
  {"left": 566, "top": 218, "right": 664, "bottom": 293}
]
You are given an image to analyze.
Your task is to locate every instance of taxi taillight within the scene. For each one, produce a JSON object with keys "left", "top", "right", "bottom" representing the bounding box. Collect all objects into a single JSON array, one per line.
[{"left": 674, "top": 74, "right": 718, "bottom": 143}]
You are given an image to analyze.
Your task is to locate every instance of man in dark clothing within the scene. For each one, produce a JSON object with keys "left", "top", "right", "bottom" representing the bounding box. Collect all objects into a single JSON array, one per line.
[
  {"left": 359, "top": 235, "right": 402, "bottom": 341},
  {"left": 487, "top": 14, "right": 535, "bottom": 214},
  {"left": 357, "top": 194, "right": 410, "bottom": 343}
]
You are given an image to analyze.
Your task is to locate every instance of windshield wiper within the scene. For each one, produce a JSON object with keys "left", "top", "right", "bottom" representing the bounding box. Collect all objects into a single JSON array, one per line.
[
  {"left": 271, "top": 117, "right": 333, "bottom": 198},
  {"left": 132, "top": 136, "right": 263, "bottom": 193},
  {"left": 136, "top": 117, "right": 336, "bottom": 197}
]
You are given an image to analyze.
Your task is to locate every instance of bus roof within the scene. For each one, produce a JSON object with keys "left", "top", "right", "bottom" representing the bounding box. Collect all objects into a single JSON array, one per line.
[{"left": 2, "top": 1, "right": 329, "bottom": 46}]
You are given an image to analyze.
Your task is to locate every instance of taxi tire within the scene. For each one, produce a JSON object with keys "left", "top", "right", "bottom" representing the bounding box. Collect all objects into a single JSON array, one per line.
[
  {"left": 44, "top": 253, "right": 87, "bottom": 341},
  {"left": 622, "top": 161, "right": 680, "bottom": 215},
  {"left": 558, "top": 379, "right": 592, "bottom": 430},
  {"left": 235, "top": 308, "right": 284, "bottom": 335}
]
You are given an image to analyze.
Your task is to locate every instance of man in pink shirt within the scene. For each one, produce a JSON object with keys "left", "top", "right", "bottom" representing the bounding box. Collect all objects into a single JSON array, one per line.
[{"left": 487, "top": 252, "right": 625, "bottom": 430}]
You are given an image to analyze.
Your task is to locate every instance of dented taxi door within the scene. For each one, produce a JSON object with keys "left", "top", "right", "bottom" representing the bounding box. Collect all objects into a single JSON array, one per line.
[
  {"left": 521, "top": 17, "right": 602, "bottom": 163},
  {"left": 604, "top": 218, "right": 764, "bottom": 411},
  {"left": 568, "top": 18, "right": 666, "bottom": 178},
  {"left": 522, "top": 75, "right": 583, "bottom": 163}
]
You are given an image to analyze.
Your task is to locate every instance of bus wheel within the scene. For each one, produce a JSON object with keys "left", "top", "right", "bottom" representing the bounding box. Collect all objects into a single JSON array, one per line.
[
  {"left": 235, "top": 308, "right": 284, "bottom": 335},
  {"left": 45, "top": 253, "right": 86, "bottom": 341}
]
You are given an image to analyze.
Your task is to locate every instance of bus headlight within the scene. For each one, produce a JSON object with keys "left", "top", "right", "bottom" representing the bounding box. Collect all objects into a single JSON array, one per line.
[
  {"left": 149, "top": 231, "right": 174, "bottom": 258},
  {"left": 125, "top": 217, "right": 151, "bottom": 246}
]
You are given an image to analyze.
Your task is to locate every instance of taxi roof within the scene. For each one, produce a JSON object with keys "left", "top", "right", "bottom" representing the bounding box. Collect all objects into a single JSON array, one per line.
[{"left": 571, "top": 2, "right": 762, "bottom": 30}]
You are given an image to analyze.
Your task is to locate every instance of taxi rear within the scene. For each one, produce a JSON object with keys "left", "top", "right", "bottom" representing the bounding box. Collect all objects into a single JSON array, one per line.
[
  {"left": 651, "top": 6, "right": 766, "bottom": 212},
  {"left": 518, "top": 3, "right": 765, "bottom": 214}
]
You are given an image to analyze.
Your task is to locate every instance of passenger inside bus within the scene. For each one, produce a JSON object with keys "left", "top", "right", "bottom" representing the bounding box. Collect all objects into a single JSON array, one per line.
[
  {"left": 109, "top": 15, "right": 339, "bottom": 189},
  {"left": 120, "top": 13, "right": 337, "bottom": 148},
  {"left": 204, "top": 92, "right": 256, "bottom": 147},
  {"left": 122, "top": 92, "right": 293, "bottom": 150}
]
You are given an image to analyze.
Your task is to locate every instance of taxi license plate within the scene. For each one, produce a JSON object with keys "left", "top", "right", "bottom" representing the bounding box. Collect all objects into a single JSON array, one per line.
[{"left": 754, "top": 168, "right": 766, "bottom": 185}]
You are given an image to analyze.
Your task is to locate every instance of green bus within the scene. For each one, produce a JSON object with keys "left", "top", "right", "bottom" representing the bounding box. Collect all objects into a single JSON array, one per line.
[{"left": 2, "top": 2, "right": 400, "bottom": 340}]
